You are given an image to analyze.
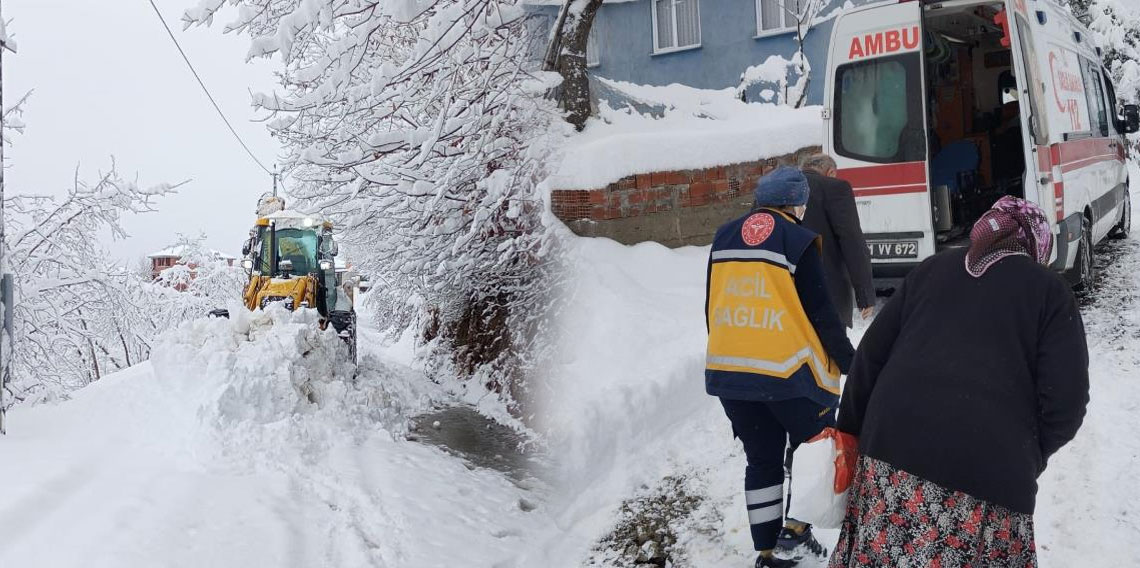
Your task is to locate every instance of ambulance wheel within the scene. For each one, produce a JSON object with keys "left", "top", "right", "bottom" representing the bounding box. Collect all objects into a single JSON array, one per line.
[
  {"left": 1110, "top": 188, "right": 1131, "bottom": 239},
  {"left": 1072, "top": 216, "right": 1096, "bottom": 292}
]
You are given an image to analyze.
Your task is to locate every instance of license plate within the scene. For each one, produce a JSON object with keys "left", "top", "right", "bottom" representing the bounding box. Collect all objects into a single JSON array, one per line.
[{"left": 867, "top": 240, "right": 918, "bottom": 259}]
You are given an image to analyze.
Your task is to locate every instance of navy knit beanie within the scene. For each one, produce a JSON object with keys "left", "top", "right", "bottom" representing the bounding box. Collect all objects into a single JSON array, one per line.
[{"left": 753, "top": 166, "right": 810, "bottom": 207}]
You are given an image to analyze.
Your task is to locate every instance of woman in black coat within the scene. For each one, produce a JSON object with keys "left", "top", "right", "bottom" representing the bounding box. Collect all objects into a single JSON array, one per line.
[{"left": 829, "top": 196, "right": 1089, "bottom": 568}]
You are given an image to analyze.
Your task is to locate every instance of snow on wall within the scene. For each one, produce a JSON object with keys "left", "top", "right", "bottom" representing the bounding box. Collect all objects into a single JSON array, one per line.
[{"left": 546, "top": 80, "right": 823, "bottom": 192}]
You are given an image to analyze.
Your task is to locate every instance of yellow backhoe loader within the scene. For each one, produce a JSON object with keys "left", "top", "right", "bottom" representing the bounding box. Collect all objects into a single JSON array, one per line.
[{"left": 211, "top": 196, "right": 366, "bottom": 362}]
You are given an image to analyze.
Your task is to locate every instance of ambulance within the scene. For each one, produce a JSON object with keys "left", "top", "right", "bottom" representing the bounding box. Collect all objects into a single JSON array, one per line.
[{"left": 823, "top": 0, "right": 1139, "bottom": 288}]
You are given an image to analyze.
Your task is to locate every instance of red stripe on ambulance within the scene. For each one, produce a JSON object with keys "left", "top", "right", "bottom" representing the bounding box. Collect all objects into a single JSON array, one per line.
[{"left": 837, "top": 161, "right": 927, "bottom": 198}]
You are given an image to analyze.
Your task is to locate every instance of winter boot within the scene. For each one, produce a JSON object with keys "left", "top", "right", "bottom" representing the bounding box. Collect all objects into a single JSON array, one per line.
[
  {"left": 755, "top": 551, "right": 799, "bottom": 568},
  {"left": 776, "top": 524, "right": 827, "bottom": 559}
]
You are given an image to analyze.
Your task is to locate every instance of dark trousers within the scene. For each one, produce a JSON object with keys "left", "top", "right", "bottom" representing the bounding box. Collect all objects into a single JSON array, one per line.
[{"left": 719, "top": 397, "right": 835, "bottom": 551}]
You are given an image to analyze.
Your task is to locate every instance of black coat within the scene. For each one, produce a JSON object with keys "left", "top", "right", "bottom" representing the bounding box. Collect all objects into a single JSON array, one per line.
[
  {"left": 801, "top": 172, "right": 875, "bottom": 328},
  {"left": 837, "top": 249, "right": 1089, "bottom": 514}
]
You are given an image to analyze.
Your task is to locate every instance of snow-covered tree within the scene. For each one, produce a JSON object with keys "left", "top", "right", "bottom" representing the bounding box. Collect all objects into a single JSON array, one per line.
[
  {"left": 738, "top": 0, "right": 828, "bottom": 108},
  {"left": 183, "top": 0, "right": 565, "bottom": 403},
  {"left": 150, "top": 234, "right": 246, "bottom": 329},
  {"left": 1071, "top": 0, "right": 1140, "bottom": 105},
  {"left": 544, "top": 0, "right": 603, "bottom": 130},
  {"left": 3, "top": 163, "right": 177, "bottom": 403}
]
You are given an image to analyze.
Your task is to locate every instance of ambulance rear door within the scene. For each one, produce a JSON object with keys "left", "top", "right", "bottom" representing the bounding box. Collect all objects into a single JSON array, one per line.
[{"left": 823, "top": 1, "right": 931, "bottom": 274}]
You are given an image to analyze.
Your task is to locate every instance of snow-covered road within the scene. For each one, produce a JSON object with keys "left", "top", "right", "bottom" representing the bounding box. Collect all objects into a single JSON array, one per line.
[{"left": 0, "top": 309, "right": 547, "bottom": 568}]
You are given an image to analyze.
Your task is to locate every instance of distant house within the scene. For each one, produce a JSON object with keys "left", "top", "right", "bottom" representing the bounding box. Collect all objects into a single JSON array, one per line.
[
  {"left": 148, "top": 246, "right": 236, "bottom": 289},
  {"left": 526, "top": 0, "right": 873, "bottom": 105}
]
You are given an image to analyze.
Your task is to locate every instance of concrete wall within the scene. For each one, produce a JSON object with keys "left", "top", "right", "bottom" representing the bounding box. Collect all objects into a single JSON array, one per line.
[{"left": 529, "top": 0, "right": 874, "bottom": 106}]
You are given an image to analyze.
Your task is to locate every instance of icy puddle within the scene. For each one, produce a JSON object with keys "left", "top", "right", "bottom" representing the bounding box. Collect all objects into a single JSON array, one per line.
[{"left": 409, "top": 406, "right": 541, "bottom": 485}]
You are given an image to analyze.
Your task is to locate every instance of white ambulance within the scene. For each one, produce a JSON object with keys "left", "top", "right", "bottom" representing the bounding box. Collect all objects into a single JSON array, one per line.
[{"left": 823, "top": 0, "right": 1139, "bottom": 288}]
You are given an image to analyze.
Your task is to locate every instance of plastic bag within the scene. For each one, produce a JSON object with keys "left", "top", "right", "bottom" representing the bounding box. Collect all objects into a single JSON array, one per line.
[{"left": 786, "top": 429, "right": 849, "bottom": 529}]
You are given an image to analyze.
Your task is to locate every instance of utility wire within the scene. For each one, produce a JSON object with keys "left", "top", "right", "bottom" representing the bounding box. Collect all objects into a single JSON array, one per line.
[{"left": 147, "top": 0, "right": 273, "bottom": 176}]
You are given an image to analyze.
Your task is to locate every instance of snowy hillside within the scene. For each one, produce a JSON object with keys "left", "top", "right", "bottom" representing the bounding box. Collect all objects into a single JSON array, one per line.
[
  {"left": 0, "top": 308, "right": 549, "bottom": 568},
  {"left": 532, "top": 177, "right": 1140, "bottom": 567}
]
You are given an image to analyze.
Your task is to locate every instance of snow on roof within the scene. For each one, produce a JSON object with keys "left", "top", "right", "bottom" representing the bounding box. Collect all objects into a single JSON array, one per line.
[
  {"left": 261, "top": 209, "right": 331, "bottom": 230},
  {"left": 544, "top": 79, "right": 823, "bottom": 191},
  {"left": 147, "top": 245, "right": 236, "bottom": 260}
]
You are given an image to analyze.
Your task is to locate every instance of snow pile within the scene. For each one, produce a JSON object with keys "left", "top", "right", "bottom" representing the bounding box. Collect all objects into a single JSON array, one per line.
[
  {"left": 150, "top": 307, "right": 418, "bottom": 462},
  {"left": 545, "top": 80, "right": 823, "bottom": 191},
  {"left": 532, "top": 206, "right": 1140, "bottom": 566}
]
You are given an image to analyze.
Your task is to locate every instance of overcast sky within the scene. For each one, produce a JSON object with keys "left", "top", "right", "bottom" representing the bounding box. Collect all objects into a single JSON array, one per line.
[{"left": 7, "top": 0, "right": 282, "bottom": 263}]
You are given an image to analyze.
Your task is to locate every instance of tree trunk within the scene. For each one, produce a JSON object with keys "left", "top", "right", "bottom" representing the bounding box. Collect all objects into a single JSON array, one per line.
[{"left": 549, "top": 0, "right": 604, "bottom": 131}]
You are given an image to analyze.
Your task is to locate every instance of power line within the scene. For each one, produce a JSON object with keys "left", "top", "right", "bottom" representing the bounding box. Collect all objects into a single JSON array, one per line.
[{"left": 147, "top": 0, "right": 273, "bottom": 176}]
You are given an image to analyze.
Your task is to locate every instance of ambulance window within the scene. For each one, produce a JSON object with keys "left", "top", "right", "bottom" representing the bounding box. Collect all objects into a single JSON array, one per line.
[
  {"left": 834, "top": 53, "right": 926, "bottom": 163},
  {"left": 1103, "top": 73, "right": 1122, "bottom": 134},
  {"left": 1082, "top": 63, "right": 1109, "bottom": 137}
]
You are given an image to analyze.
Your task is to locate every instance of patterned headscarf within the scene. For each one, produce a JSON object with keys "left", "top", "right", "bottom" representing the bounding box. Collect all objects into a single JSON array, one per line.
[{"left": 965, "top": 196, "right": 1054, "bottom": 278}]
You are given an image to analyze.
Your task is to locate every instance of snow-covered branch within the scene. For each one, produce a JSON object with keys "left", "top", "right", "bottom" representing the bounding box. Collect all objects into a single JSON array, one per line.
[
  {"left": 186, "top": 0, "right": 565, "bottom": 402},
  {"left": 3, "top": 162, "right": 179, "bottom": 405}
]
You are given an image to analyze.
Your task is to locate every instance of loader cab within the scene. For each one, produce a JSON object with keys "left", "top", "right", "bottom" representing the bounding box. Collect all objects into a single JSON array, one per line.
[
  {"left": 824, "top": 0, "right": 1135, "bottom": 288},
  {"left": 246, "top": 212, "right": 336, "bottom": 278},
  {"left": 242, "top": 210, "right": 340, "bottom": 316}
]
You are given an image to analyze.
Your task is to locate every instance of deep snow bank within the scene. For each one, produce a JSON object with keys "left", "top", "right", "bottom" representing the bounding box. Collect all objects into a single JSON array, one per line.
[
  {"left": 0, "top": 308, "right": 549, "bottom": 568},
  {"left": 534, "top": 228, "right": 1140, "bottom": 567}
]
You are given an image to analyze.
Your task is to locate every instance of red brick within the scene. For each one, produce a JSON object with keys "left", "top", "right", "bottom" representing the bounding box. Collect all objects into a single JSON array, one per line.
[
  {"left": 636, "top": 174, "right": 653, "bottom": 190},
  {"left": 588, "top": 190, "right": 605, "bottom": 204},
  {"left": 665, "top": 170, "right": 689, "bottom": 185},
  {"left": 617, "top": 176, "right": 637, "bottom": 190},
  {"left": 689, "top": 181, "right": 714, "bottom": 199},
  {"left": 650, "top": 171, "right": 669, "bottom": 186}
]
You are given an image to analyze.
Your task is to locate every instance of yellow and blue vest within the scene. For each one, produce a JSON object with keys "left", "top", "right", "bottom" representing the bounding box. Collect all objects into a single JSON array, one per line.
[{"left": 704, "top": 208, "right": 841, "bottom": 406}]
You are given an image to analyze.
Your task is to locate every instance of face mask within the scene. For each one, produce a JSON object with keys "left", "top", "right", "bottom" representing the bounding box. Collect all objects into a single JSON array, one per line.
[{"left": 793, "top": 206, "right": 807, "bottom": 219}]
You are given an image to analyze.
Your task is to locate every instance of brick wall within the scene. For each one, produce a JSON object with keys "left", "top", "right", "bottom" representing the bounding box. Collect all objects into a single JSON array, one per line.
[{"left": 550, "top": 147, "right": 818, "bottom": 247}]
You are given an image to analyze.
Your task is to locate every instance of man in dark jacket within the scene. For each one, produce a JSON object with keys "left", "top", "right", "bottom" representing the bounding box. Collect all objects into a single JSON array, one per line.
[
  {"left": 705, "top": 166, "right": 855, "bottom": 568},
  {"left": 799, "top": 154, "right": 876, "bottom": 327}
]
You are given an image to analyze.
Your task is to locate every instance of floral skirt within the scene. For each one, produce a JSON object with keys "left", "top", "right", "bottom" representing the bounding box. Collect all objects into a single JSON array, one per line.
[{"left": 829, "top": 455, "right": 1037, "bottom": 568}]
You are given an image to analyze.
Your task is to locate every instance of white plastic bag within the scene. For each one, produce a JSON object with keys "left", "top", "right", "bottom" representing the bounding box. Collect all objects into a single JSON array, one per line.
[{"left": 786, "top": 433, "right": 848, "bottom": 529}]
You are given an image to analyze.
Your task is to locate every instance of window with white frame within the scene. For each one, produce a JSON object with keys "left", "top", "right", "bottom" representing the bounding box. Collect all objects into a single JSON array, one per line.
[
  {"left": 587, "top": 22, "right": 600, "bottom": 67},
  {"left": 652, "top": 0, "right": 701, "bottom": 53},
  {"left": 757, "top": 0, "right": 803, "bottom": 35}
]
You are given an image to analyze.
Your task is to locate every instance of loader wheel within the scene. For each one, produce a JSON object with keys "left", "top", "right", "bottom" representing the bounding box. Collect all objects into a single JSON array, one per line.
[{"left": 329, "top": 310, "right": 358, "bottom": 364}]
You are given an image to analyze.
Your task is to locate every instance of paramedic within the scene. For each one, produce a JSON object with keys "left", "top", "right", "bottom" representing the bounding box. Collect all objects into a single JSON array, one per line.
[
  {"left": 706, "top": 166, "right": 855, "bottom": 568},
  {"left": 799, "top": 154, "right": 876, "bottom": 327},
  {"left": 830, "top": 197, "right": 1089, "bottom": 568}
]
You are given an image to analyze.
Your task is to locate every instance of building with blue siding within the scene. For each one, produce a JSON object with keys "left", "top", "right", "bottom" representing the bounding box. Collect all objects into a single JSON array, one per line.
[{"left": 527, "top": 0, "right": 875, "bottom": 106}]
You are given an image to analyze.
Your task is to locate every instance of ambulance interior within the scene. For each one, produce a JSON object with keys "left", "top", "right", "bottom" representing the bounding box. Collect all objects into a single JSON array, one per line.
[{"left": 924, "top": 3, "right": 1026, "bottom": 245}]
